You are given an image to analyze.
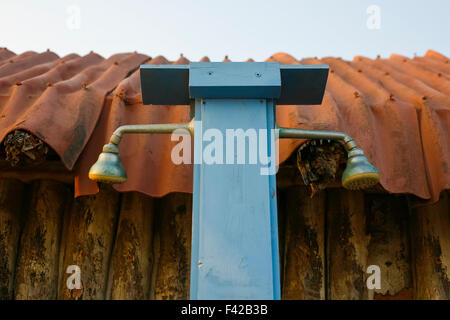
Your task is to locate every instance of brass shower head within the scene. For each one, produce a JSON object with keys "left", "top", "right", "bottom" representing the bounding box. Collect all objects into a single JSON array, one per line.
[
  {"left": 341, "top": 148, "right": 379, "bottom": 190},
  {"left": 88, "top": 121, "right": 193, "bottom": 184},
  {"left": 88, "top": 143, "right": 127, "bottom": 184}
]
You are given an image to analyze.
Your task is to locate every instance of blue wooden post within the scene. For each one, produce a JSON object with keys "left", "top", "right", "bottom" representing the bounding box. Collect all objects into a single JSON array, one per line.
[
  {"left": 188, "top": 62, "right": 282, "bottom": 299},
  {"left": 139, "top": 62, "right": 328, "bottom": 300},
  {"left": 190, "top": 98, "right": 280, "bottom": 299}
]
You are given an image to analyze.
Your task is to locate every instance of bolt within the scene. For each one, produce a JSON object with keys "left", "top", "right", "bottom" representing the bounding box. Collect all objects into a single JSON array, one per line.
[
  {"left": 255, "top": 72, "right": 261, "bottom": 78},
  {"left": 208, "top": 71, "right": 213, "bottom": 75}
]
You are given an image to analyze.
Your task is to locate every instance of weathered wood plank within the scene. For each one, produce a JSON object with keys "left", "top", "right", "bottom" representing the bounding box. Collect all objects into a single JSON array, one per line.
[
  {"left": 58, "top": 185, "right": 120, "bottom": 300},
  {"left": 14, "top": 180, "right": 70, "bottom": 300},
  {"left": 0, "top": 179, "right": 26, "bottom": 299},
  {"left": 281, "top": 186, "right": 326, "bottom": 299},
  {"left": 365, "top": 194, "right": 413, "bottom": 299},
  {"left": 57, "top": 191, "right": 73, "bottom": 299},
  {"left": 276, "top": 165, "right": 341, "bottom": 189},
  {"left": 151, "top": 193, "right": 192, "bottom": 300},
  {"left": 107, "top": 192, "right": 154, "bottom": 300},
  {"left": 409, "top": 191, "right": 450, "bottom": 299},
  {"left": 326, "top": 189, "right": 369, "bottom": 300},
  {"left": 327, "top": 190, "right": 414, "bottom": 300}
]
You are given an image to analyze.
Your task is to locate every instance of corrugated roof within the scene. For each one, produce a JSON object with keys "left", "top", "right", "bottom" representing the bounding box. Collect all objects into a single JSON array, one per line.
[{"left": 0, "top": 48, "right": 448, "bottom": 203}]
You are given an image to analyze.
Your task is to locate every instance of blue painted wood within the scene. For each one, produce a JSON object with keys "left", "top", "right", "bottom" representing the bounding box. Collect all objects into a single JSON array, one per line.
[
  {"left": 140, "top": 63, "right": 329, "bottom": 106},
  {"left": 190, "top": 98, "right": 280, "bottom": 300},
  {"left": 140, "top": 65, "right": 189, "bottom": 105},
  {"left": 189, "top": 62, "right": 281, "bottom": 99}
]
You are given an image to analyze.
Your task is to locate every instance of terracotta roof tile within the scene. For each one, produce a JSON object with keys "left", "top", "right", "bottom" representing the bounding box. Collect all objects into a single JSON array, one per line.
[{"left": 0, "top": 49, "right": 448, "bottom": 203}]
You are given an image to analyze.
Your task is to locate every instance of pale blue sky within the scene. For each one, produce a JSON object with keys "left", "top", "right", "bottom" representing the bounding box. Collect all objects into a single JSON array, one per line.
[{"left": 1, "top": 0, "right": 448, "bottom": 61}]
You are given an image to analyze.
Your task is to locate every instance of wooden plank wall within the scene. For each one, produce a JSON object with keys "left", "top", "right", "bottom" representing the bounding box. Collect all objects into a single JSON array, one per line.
[{"left": 0, "top": 178, "right": 448, "bottom": 300}]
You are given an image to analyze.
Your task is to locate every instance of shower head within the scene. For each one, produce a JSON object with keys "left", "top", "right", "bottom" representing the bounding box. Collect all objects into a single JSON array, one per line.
[
  {"left": 341, "top": 148, "right": 380, "bottom": 190},
  {"left": 88, "top": 143, "right": 127, "bottom": 184}
]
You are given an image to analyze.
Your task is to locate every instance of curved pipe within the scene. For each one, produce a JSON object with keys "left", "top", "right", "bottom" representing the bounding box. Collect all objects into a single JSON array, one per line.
[
  {"left": 89, "top": 119, "right": 194, "bottom": 183},
  {"left": 276, "top": 125, "right": 380, "bottom": 190},
  {"left": 276, "top": 126, "right": 357, "bottom": 151},
  {"left": 90, "top": 121, "right": 379, "bottom": 190},
  {"left": 108, "top": 119, "right": 195, "bottom": 146}
]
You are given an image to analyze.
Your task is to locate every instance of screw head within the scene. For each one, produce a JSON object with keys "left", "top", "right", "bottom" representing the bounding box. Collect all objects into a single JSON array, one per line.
[{"left": 255, "top": 72, "right": 261, "bottom": 78}]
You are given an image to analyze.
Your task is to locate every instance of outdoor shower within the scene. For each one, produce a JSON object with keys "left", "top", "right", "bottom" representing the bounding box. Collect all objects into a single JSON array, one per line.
[
  {"left": 89, "top": 62, "right": 380, "bottom": 299},
  {"left": 89, "top": 123, "right": 379, "bottom": 190}
]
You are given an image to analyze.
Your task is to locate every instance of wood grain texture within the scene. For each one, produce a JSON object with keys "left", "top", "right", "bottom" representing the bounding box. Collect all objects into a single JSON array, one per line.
[
  {"left": 0, "top": 177, "right": 448, "bottom": 300},
  {"left": 107, "top": 192, "right": 154, "bottom": 300},
  {"left": 410, "top": 191, "right": 450, "bottom": 299},
  {"left": 281, "top": 186, "right": 325, "bottom": 299},
  {"left": 327, "top": 190, "right": 414, "bottom": 300},
  {"left": 0, "top": 179, "right": 25, "bottom": 299},
  {"left": 14, "top": 180, "right": 70, "bottom": 299},
  {"left": 365, "top": 194, "right": 413, "bottom": 299},
  {"left": 326, "top": 189, "right": 369, "bottom": 300},
  {"left": 151, "top": 193, "right": 192, "bottom": 300},
  {"left": 58, "top": 185, "right": 120, "bottom": 300}
]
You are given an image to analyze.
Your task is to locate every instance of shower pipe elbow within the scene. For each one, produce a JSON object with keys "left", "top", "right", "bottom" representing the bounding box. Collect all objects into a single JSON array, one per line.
[{"left": 276, "top": 125, "right": 357, "bottom": 151}]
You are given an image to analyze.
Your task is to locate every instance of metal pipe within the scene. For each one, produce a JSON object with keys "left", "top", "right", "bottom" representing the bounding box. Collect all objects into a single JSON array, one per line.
[
  {"left": 277, "top": 126, "right": 357, "bottom": 151},
  {"left": 277, "top": 125, "right": 380, "bottom": 190},
  {"left": 109, "top": 119, "right": 194, "bottom": 145}
]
